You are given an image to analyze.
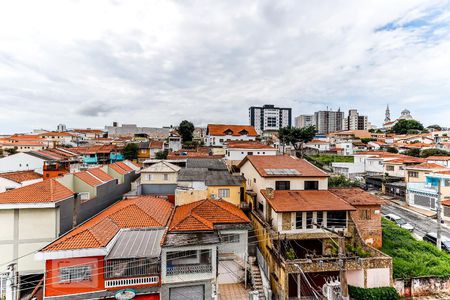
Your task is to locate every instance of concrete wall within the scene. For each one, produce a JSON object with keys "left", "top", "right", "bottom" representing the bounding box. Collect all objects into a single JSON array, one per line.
[
  {"left": 160, "top": 280, "right": 213, "bottom": 300},
  {"left": 140, "top": 171, "right": 177, "bottom": 184},
  {"left": 395, "top": 276, "right": 450, "bottom": 297},
  {"left": 217, "top": 229, "right": 248, "bottom": 260},
  {"left": 175, "top": 189, "right": 208, "bottom": 206},
  {"left": 141, "top": 183, "right": 177, "bottom": 196},
  {"left": 225, "top": 149, "right": 277, "bottom": 161},
  {"left": 0, "top": 178, "right": 42, "bottom": 193},
  {"left": 206, "top": 135, "right": 256, "bottom": 147},
  {"left": 0, "top": 153, "right": 45, "bottom": 173},
  {"left": 207, "top": 185, "right": 241, "bottom": 206}
]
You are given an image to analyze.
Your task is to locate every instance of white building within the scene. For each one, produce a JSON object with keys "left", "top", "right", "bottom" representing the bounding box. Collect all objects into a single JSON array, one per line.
[
  {"left": 205, "top": 124, "right": 258, "bottom": 147},
  {"left": 0, "top": 171, "right": 42, "bottom": 192},
  {"left": 224, "top": 141, "right": 277, "bottom": 162},
  {"left": 345, "top": 109, "right": 368, "bottom": 131},
  {"left": 0, "top": 152, "right": 47, "bottom": 174},
  {"left": 249, "top": 104, "right": 291, "bottom": 134}
]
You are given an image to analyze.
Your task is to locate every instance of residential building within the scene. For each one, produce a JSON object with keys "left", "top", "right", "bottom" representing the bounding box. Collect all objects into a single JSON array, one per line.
[
  {"left": 383, "top": 157, "right": 424, "bottom": 178},
  {"left": 224, "top": 141, "right": 277, "bottom": 165},
  {"left": 105, "top": 123, "right": 171, "bottom": 139},
  {"left": 137, "top": 140, "right": 165, "bottom": 162},
  {"left": 305, "top": 139, "right": 331, "bottom": 152},
  {"left": 71, "top": 145, "right": 123, "bottom": 165},
  {"left": 38, "top": 131, "right": 76, "bottom": 147},
  {"left": 314, "top": 109, "right": 344, "bottom": 134},
  {"left": 139, "top": 161, "right": 181, "bottom": 197},
  {"left": 405, "top": 162, "right": 447, "bottom": 183},
  {"left": 426, "top": 156, "right": 450, "bottom": 168},
  {"left": 407, "top": 173, "right": 450, "bottom": 213},
  {"left": 344, "top": 109, "right": 368, "bottom": 131},
  {"left": 249, "top": 104, "right": 292, "bottom": 134},
  {"left": 162, "top": 199, "right": 251, "bottom": 299},
  {"left": 36, "top": 196, "right": 173, "bottom": 300},
  {"left": 167, "top": 131, "right": 182, "bottom": 152},
  {"left": 205, "top": 124, "right": 258, "bottom": 147},
  {"left": 294, "top": 114, "right": 314, "bottom": 128},
  {"left": 0, "top": 171, "right": 42, "bottom": 192}
]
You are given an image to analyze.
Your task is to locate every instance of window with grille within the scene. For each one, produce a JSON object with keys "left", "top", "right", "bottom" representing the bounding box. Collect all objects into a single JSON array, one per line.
[
  {"left": 221, "top": 233, "right": 240, "bottom": 243},
  {"left": 59, "top": 265, "right": 92, "bottom": 283},
  {"left": 386, "top": 166, "right": 395, "bottom": 171},
  {"left": 218, "top": 188, "right": 230, "bottom": 198},
  {"left": 316, "top": 211, "right": 324, "bottom": 227},
  {"left": 306, "top": 212, "right": 313, "bottom": 229},
  {"left": 105, "top": 259, "right": 159, "bottom": 279},
  {"left": 167, "top": 250, "right": 197, "bottom": 261},
  {"left": 295, "top": 212, "right": 303, "bottom": 229},
  {"left": 304, "top": 181, "right": 319, "bottom": 190},
  {"left": 408, "top": 171, "right": 419, "bottom": 178}
]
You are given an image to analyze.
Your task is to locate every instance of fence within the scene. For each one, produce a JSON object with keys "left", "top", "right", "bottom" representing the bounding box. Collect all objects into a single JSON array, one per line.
[{"left": 395, "top": 276, "right": 450, "bottom": 297}]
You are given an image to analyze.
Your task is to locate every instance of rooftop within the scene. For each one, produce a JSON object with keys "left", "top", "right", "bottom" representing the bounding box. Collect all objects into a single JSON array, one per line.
[
  {"left": 207, "top": 124, "right": 258, "bottom": 137},
  {"left": 406, "top": 162, "right": 447, "bottom": 170},
  {"left": 225, "top": 141, "right": 274, "bottom": 149},
  {"left": 261, "top": 189, "right": 356, "bottom": 213},
  {"left": 42, "top": 196, "right": 173, "bottom": 251},
  {"left": 186, "top": 158, "right": 228, "bottom": 171},
  {"left": 0, "top": 170, "right": 42, "bottom": 183},
  {"left": 329, "top": 188, "right": 385, "bottom": 206},
  {"left": 240, "top": 155, "right": 328, "bottom": 177},
  {"left": 0, "top": 180, "right": 73, "bottom": 205}
]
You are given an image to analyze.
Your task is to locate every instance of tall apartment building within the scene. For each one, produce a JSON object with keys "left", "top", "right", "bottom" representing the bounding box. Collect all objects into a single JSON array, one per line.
[
  {"left": 295, "top": 114, "right": 314, "bottom": 128},
  {"left": 249, "top": 104, "right": 291, "bottom": 134},
  {"left": 314, "top": 109, "right": 344, "bottom": 134},
  {"left": 344, "top": 109, "right": 368, "bottom": 130}
]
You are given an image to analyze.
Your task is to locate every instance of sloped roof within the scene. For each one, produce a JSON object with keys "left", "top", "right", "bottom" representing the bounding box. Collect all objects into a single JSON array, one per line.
[
  {"left": 427, "top": 156, "right": 450, "bottom": 161},
  {"left": 207, "top": 124, "right": 258, "bottom": 137},
  {"left": 42, "top": 196, "right": 173, "bottom": 251},
  {"left": 142, "top": 161, "right": 181, "bottom": 173},
  {"left": 0, "top": 180, "right": 73, "bottom": 204},
  {"left": 239, "top": 155, "right": 328, "bottom": 177},
  {"left": 261, "top": 189, "right": 356, "bottom": 212},
  {"left": 0, "top": 171, "right": 42, "bottom": 183},
  {"left": 406, "top": 162, "right": 446, "bottom": 170},
  {"left": 329, "top": 188, "right": 385, "bottom": 206},
  {"left": 73, "top": 168, "right": 114, "bottom": 187},
  {"left": 169, "top": 199, "right": 250, "bottom": 232},
  {"left": 109, "top": 162, "right": 133, "bottom": 175},
  {"left": 226, "top": 141, "right": 274, "bottom": 149}
]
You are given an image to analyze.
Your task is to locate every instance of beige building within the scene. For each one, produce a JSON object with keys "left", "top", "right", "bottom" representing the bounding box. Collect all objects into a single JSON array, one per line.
[
  {"left": 139, "top": 161, "right": 180, "bottom": 196},
  {"left": 405, "top": 162, "right": 448, "bottom": 183}
]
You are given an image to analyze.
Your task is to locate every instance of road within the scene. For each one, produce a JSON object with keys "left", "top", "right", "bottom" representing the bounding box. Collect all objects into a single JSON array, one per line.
[{"left": 381, "top": 200, "right": 450, "bottom": 239}]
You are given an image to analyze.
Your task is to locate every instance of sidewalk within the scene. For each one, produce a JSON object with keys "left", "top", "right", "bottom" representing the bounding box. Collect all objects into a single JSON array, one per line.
[{"left": 218, "top": 283, "right": 250, "bottom": 300}]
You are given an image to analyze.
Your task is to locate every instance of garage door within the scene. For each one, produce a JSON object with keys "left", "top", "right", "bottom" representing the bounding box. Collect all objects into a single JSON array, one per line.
[{"left": 169, "top": 285, "right": 204, "bottom": 300}]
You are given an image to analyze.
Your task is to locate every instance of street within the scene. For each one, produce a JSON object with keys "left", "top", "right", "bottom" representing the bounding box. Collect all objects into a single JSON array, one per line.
[{"left": 381, "top": 201, "right": 450, "bottom": 239}]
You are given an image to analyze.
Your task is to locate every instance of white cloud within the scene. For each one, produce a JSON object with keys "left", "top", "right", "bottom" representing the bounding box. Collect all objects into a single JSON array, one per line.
[{"left": 0, "top": 0, "right": 449, "bottom": 133}]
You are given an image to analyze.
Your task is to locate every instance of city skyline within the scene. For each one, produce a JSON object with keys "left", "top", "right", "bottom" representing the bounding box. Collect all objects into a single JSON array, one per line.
[{"left": 1, "top": 0, "right": 450, "bottom": 133}]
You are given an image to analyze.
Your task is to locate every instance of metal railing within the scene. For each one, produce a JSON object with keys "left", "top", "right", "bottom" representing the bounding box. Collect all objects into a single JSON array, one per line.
[
  {"left": 166, "top": 264, "right": 212, "bottom": 276},
  {"left": 105, "top": 275, "right": 159, "bottom": 288}
]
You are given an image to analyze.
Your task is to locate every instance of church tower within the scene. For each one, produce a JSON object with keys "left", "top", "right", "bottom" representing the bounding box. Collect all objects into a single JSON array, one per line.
[{"left": 384, "top": 104, "right": 391, "bottom": 123}]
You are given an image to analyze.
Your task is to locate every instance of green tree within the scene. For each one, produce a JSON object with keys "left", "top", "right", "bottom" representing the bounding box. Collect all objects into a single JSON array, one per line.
[
  {"left": 278, "top": 126, "right": 316, "bottom": 158},
  {"left": 392, "top": 119, "right": 424, "bottom": 134},
  {"left": 328, "top": 175, "right": 361, "bottom": 188},
  {"left": 386, "top": 147, "right": 398, "bottom": 154},
  {"left": 427, "top": 124, "right": 442, "bottom": 131},
  {"left": 123, "top": 143, "right": 138, "bottom": 160},
  {"left": 404, "top": 148, "right": 421, "bottom": 157},
  {"left": 178, "top": 120, "right": 195, "bottom": 142},
  {"left": 361, "top": 138, "right": 377, "bottom": 144},
  {"left": 5, "top": 147, "right": 18, "bottom": 155},
  {"left": 155, "top": 150, "right": 168, "bottom": 159},
  {"left": 420, "top": 148, "right": 450, "bottom": 158}
]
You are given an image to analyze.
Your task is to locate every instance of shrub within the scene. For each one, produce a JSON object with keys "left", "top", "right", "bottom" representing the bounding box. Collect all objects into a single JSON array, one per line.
[{"left": 348, "top": 285, "right": 399, "bottom": 300}]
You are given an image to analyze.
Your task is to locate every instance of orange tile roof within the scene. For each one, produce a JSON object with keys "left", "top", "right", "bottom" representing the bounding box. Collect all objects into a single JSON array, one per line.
[
  {"left": 74, "top": 171, "right": 103, "bottom": 187},
  {"left": 115, "top": 161, "right": 133, "bottom": 172},
  {"left": 109, "top": 163, "right": 131, "bottom": 175},
  {"left": 207, "top": 124, "right": 258, "bottom": 137},
  {"left": 88, "top": 168, "right": 114, "bottom": 181},
  {"left": 0, "top": 171, "right": 42, "bottom": 183},
  {"left": 329, "top": 188, "right": 385, "bottom": 206},
  {"left": 426, "top": 156, "right": 450, "bottom": 161},
  {"left": 42, "top": 196, "right": 173, "bottom": 251},
  {"left": 169, "top": 199, "right": 250, "bottom": 232},
  {"left": 261, "top": 189, "right": 356, "bottom": 212},
  {"left": 39, "top": 131, "right": 74, "bottom": 137},
  {"left": 226, "top": 141, "right": 275, "bottom": 149},
  {"left": 406, "top": 162, "right": 446, "bottom": 170},
  {"left": 384, "top": 157, "right": 425, "bottom": 164},
  {"left": 9, "top": 134, "right": 43, "bottom": 141},
  {"left": 307, "top": 140, "right": 330, "bottom": 145},
  {"left": 240, "top": 155, "right": 328, "bottom": 177},
  {"left": 0, "top": 180, "right": 73, "bottom": 204}
]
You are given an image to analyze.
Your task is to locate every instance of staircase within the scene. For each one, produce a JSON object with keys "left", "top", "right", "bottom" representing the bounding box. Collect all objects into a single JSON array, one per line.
[{"left": 250, "top": 260, "right": 266, "bottom": 300}]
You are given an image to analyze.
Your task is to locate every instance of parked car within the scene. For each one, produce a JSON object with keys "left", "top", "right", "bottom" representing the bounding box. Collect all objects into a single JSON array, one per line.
[
  {"left": 423, "top": 232, "right": 450, "bottom": 253},
  {"left": 384, "top": 213, "right": 414, "bottom": 232}
]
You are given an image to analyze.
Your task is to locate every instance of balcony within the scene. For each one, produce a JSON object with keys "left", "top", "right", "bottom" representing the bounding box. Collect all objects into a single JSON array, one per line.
[
  {"left": 407, "top": 182, "right": 438, "bottom": 196},
  {"left": 105, "top": 275, "right": 159, "bottom": 288},
  {"left": 166, "top": 263, "right": 212, "bottom": 276},
  {"left": 104, "top": 259, "right": 160, "bottom": 289}
]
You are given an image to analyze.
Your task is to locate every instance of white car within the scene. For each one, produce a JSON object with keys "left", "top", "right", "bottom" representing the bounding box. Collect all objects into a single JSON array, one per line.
[{"left": 384, "top": 213, "right": 414, "bottom": 232}]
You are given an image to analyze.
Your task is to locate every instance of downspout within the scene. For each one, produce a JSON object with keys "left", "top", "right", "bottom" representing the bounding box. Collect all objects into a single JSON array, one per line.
[{"left": 72, "top": 193, "right": 79, "bottom": 228}]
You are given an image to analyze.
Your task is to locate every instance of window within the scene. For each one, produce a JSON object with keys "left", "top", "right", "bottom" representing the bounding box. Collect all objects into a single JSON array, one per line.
[
  {"left": 316, "top": 211, "right": 324, "bottom": 227},
  {"left": 359, "top": 209, "right": 371, "bottom": 220},
  {"left": 408, "top": 171, "right": 419, "bottom": 178},
  {"left": 248, "top": 151, "right": 254, "bottom": 155},
  {"left": 304, "top": 181, "right": 319, "bottom": 190},
  {"left": 167, "top": 250, "right": 197, "bottom": 261},
  {"left": 386, "top": 165, "right": 395, "bottom": 171},
  {"left": 306, "top": 212, "right": 313, "bottom": 229},
  {"left": 253, "top": 178, "right": 256, "bottom": 183},
  {"left": 295, "top": 212, "right": 303, "bottom": 229},
  {"left": 267, "top": 117, "right": 277, "bottom": 127},
  {"left": 147, "top": 174, "right": 152, "bottom": 181},
  {"left": 275, "top": 181, "right": 290, "bottom": 190},
  {"left": 59, "top": 265, "right": 92, "bottom": 283},
  {"left": 327, "top": 211, "right": 347, "bottom": 228},
  {"left": 445, "top": 179, "right": 450, "bottom": 187},
  {"left": 163, "top": 174, "right": 169, "bottom": 181},
  {"left": 221, "top": 233, "right": 240, "bottom": 243},
  {"left": 218, "top": 188, "right": 230, "bottom": 198}
]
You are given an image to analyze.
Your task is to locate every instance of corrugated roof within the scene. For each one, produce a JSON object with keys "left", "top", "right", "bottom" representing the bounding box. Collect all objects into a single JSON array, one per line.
[
  {"left": 106, "top": 228, "right": 165, "bottom": 259},
  {"left": 186, "top": 158, "right": 227, "bottom": 170}
]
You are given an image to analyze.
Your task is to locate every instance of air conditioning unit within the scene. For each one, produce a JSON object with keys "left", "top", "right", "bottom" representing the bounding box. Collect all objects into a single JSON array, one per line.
[{"left": 211, "top": 194, "right": 218, "bottom": 200}]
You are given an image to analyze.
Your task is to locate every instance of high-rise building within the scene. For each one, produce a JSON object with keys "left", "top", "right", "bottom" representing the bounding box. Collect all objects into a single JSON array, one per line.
[
  {"left": 249, "top": 104, "right": 291, "bottom": 133},
  {"left": 295, "top": 115, "right": 314, "bottom": 128},
  {"left": 314, "top": 109, "right": 344, "bottom": 134},
  {"left": 345, "top": 109, "right": 368, "bottom": 131}
]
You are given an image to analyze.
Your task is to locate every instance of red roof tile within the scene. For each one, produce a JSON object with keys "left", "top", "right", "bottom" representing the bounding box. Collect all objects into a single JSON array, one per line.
[
  {"left": 240, "top": 155, "right": 328, "bottom": 177},
  {"left": 226, "top": 141, "right": 275, "bottom": 149},
  {"left": 109, "top": 163, "right": 132, "bottom": 175},
  {"left": 329, "top": 188, "right": 385, "bottom": 206},
  {"left": 426, "top": 156, "right": 450, "bottom": 161},
  {"left": 0, "top": 180, "right": 73, "bottom": 204},
  {"left": 0, "top": 171, "right": 42, "bottom": 183},
  {"left": 87, "top": 168, "right": 114, "bottom": 182},
  {"left": 261, "top": 189, "right": 356, "bottom": 212},
  {"left": 169, "top": 199, "right": 250, "bottom": 232},
  {"left": 42, "top": 196, "right": 173, "bottom": 251},
  {"left": 406, "top": 162, "right": 446, "bottom": 170},
  {"left": 74, "top": 172, "right": 103, "bottom": 187},
  {"left": 207, "top": 124, "right": 258, "bottom": 137}
]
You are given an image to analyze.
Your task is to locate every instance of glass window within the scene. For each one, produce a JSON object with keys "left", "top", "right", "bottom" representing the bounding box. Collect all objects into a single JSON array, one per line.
[
  {"left": 306, "top": 212, "right": 313, "bottom": 229},
  {"left": 163, "top": 174, "right": 169, "bottom": 181},
  {"left": 59, "top": 265, "right": 92, "bottom": 283},
  {"left": 221, "top": 233, "right": 240, "bottom": 243},
  {"left": 147, "top": 174, "right": 152, "bottom": 181},
  {"left": 295, "top": 212, "right": 303, "bottom": 229},
  {"left": 218, "top": 188, "right": 230, "bottom": 198},
  {"left": 327, "top": 211, "right": 347, "bottom": 228},
  {"left": 316, "top": 211, "right": 323, "bottom": 227},
  {"left": 275, "top": 181, "right": 290, "bottom": 190},
  {"left": 304, "top": 181, "right": 319, "bottom": 190}
]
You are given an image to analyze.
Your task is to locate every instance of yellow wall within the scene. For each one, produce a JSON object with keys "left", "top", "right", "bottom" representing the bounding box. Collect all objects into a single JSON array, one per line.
[
  {"left": 175, "top": 189, "right": 208, "bottom": 206},
  {"left": 207, "top": 185, "right": 241, "bottom": 206},
  {"left": 405, "top": 169, "right": 431, "bottom": 183}
]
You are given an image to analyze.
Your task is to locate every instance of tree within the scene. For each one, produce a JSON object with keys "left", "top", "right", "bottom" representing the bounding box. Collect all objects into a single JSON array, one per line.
[
  {"left": 178, "top": 120, "right": 195, "bottom": 142},
  {"left": 420, "top": 148, "right": 450, "bottom": 158},
  {"left": 404, "top": 148, "right": 421, "bottom": 157},
  {"left": 386, "top": 147, "right": 398, "bottom": 154},
  {"left": 278, "top": 126, "right": 316, "bottom": 158},
  {"left": 392, "top": 119, "right": 424, "bottom": 134},
  {"left": 123, "top": 143, "right": 138, "bottom": 160},
  {"left": 328, "top": 175, "right": 361, "bottom": 188},
  {"left": 5, "top": 147, "right": 18, "bottom": 155},
  {"left": 361, "top": 138, "right": 377, "bottom": 144},
  {"left": 155, "top": 150, "right": 168, "bottom": 159},
  {"left": 427, "top": 124, "right": 442, "bottom": 131}
]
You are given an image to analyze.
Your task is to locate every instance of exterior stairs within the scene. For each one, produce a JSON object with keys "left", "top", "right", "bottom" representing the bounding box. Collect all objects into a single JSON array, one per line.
[{"left": 250, "top": 261, "right": 266, "bottom": 300}]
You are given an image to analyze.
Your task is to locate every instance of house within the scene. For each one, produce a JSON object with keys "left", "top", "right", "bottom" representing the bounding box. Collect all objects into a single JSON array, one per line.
[
  {"left": 405, "top": 162, "right": 448, "bottom": 183},
  {"left": 161, "top": 199, "right": 251, "bottom": 300},
  {"left": 71, "top": 145, "right": 123, "bottom": 165},
  {"left": 139, "top": 161, "right": 181, "bottom": 197},
  {"left": 305, "top": 139, "right": 331, "bottom": 152},
  {"left": 36, "top": 196, "right": 173, "bottom": 300},
  {"left": 426, "top": 156, "right": 450, "bottom": 168},
  {"left": 137, "top": 141, "right": 165, "bottom": 163},
  {"left": 383, "top": 156, "right": 424, "bottom": 178},
  {"left": 407, "top": 173, "right": 450, "bottom": 213},
  {"left": 38, "top": 131, "right": 76, "bottom": 147},
  {"left": 167, "top": 131, "right": 182, "bottom": 152},
  {"left": 224, "top": 141, "right": 277, "bottom": 163},
  {"left": 72, "top": 128, "right": 105, "bottom": 140},
  {"left": 205, "top": 124, "right": 258, "bottom": 147},
  {"left": 0, "top": 170, "right": 42, "bottom": 192}
]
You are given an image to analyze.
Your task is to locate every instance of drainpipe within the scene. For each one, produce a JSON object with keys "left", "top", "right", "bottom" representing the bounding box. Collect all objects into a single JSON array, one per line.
[{"left": 72, "top": 193, "right": 79, "bottom": 228}]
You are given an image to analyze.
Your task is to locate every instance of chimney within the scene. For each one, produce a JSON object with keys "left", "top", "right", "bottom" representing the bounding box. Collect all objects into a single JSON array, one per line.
[{"left": 266, "top": 187, "right": 274, "bottom": 199}]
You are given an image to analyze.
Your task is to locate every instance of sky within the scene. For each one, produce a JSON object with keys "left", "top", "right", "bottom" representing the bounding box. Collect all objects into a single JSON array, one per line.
[{"left": 1, "top": 0, "right": 450, "bottom": 134}]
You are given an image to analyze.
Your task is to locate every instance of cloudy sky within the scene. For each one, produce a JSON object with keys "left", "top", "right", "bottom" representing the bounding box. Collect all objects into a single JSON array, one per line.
[{"left": 1, "top": 0, "right": 450, "bottom": 133}]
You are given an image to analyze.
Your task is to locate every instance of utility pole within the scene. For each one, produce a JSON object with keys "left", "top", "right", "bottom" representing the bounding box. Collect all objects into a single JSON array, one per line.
[
  {"left": 437, "top": 178, "right": 442, "bottom": 250},
  {"left": 297, "top": 273, "right": 301, "bottom": 300},
  {"left": 338, "top": 234, "right": 349, "bottom": 300}
]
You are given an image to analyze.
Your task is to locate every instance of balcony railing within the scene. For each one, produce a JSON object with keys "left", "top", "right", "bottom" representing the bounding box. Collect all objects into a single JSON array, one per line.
[
  {"left": 105, "top": 275, "right": 159, "bottom": 288},
  {"left": 166, "top": 264, "right": 212, "bottom": 276},
  {"left": 407, "top": 182, "right": 438, "bottom": 195}
]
